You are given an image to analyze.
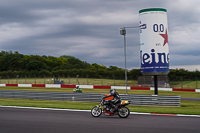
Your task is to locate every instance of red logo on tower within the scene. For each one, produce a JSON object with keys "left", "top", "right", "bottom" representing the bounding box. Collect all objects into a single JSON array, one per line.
[{"left": 159, "top": 29, "right": 168, "bottom": 46}]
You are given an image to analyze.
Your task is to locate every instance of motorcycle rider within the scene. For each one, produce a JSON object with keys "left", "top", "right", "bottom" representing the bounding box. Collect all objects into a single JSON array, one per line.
[
  {"left": 103, "top": 88, "right": 121, "bottom": 112},
  {"left": 74, "top": 86, "right": 81, "bottom": 92},
  {"left": 75, "top": 86, "right": 79, "bottom": 91}
]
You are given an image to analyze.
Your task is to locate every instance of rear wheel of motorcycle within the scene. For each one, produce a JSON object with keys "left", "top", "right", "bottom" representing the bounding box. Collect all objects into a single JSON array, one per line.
[
  {"left": 118, "top": 107, "right": 130, "bottom": 118},
  {"left": 91, "top": 107, "right": 102, "bottom": 117}
]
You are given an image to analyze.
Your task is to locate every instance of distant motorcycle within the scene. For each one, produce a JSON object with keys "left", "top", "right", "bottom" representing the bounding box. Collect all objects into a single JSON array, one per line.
[
  {"left": 91, "top": 97, "right": 131, "bottom": 118},
  {"left": 73, "top": 86, "right": 82, "bottom": 93}
]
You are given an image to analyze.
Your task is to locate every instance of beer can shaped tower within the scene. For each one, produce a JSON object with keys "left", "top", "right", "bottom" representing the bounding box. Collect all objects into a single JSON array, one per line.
[{"left": 139, "top": 8, "right": 169, "bottom": 75}]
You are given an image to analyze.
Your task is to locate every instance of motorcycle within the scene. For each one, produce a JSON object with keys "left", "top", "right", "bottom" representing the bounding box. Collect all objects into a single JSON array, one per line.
[
  {"left": 91, "top": 97, "right": 131, "bottom": 118},
  {"left": 73, "top": 86, "right": 82, "bottom": 93}
]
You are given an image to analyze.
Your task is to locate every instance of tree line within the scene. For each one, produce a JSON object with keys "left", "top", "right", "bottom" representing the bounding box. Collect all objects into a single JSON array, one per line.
[{"left": 0, "top": 51, "right": 199, "bottom": 80}]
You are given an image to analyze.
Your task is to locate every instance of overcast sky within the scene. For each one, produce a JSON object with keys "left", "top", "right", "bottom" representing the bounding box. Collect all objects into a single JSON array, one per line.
[{"left": 0, "top": 0, "right": 200, "bottom": 71}]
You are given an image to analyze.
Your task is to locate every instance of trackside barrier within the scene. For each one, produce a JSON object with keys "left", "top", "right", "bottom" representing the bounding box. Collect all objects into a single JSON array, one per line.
[
  {"left": 196, "top": 89, "right": 200, "bottom": 92},
  {"left": 0, "top": 90, "right": 180, "bottom": 107},
  {"left": 0, "top": 84, "right": 199, "bottom": 93}
]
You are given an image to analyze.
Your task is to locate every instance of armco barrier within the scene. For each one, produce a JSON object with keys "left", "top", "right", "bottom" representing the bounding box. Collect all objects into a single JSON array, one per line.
[{"left": 0, "top": 90, "right": 180, "bottom": 107}]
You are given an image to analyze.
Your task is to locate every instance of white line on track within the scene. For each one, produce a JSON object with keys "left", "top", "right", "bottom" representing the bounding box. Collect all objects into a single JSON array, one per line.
[{"left": 0, "top": 105, "right": 200, "bottom": 117}]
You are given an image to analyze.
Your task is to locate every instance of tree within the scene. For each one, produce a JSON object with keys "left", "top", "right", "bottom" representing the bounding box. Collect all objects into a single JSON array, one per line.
[
  {"left": 108, "top": 65, "right": 122, "bottom": 71},
  {"left": 128, "top": 69, "right": 142, "bottom": 80},
  {"left": 26, "top": 60, "right": 48, "bottom": 71},
  {"left": 60, "top": 55, "right": 87, "bottom": 69}
]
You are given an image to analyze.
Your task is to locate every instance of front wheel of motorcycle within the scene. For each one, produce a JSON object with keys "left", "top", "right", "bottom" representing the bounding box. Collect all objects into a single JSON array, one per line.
[
  {"left": 118, "top": 107, "right": 130, "bottom": 118},
  {"left": 91, "top": 107, "right": 102, "bottom": 117}
]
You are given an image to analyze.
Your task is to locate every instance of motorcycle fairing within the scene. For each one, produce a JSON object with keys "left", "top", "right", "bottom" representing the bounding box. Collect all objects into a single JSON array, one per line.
[{"left": 121, "top": 101, "right": 129, "bottom": 105}]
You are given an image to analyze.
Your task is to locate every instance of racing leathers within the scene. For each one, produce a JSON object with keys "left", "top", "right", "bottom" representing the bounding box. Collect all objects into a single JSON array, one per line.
[{"left": 104, "top": 91, "right": 121, "bottom": 111}]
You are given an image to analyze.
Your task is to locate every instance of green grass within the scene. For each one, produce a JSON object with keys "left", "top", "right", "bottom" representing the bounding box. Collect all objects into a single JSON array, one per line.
[
  {"left": 0, "top": 98, "right": 200, "bottom": 115},
  {"left": 0, "top": 86, "right": 200, "bottom": 115},
  {"left": 1, "top": 77, "right": 199, "bottom": 89},
  {"left": 170, "top": 80, "right": 200, "bottom": 89},
  {"left": 0, "top": 86, "right": 200, "bottom": 98},
  {"left": 0, "top": 77, "right": 137, "bottom": 86},
  {"left": 129, "top": 100, "right": 200, "bottom": 115},
  {"left": 0, "top": 98, "right": 97, "bottom": 110}
]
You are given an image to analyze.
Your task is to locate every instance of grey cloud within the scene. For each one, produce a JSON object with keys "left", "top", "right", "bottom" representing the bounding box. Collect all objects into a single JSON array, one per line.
[{"left": 0, "top": 0, "right": 200, "bottom": 70}]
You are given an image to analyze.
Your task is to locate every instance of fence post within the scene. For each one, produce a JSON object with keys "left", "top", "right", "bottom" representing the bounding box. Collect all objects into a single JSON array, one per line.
[
  {"left": 68, "top": 75, "right": 70, "bottom": 84},
  {"left": 166, "top": 75, "right": 169, "bottom": 88},
  {"left": 34, "top": 75, "right": 36, "bottom": 84},
  {"left": 100, "top": 75, "right": 102, "bottom": 86},
  {"left": 87, "top": 75, "right": 89, "bottom": 85},
  {"left": 113, "top": 75, "right": 115, "bottom": 86},
  {"left": 25, "top": 75, "right": 27, "bottom": 84},
  {"left": 44, "top": 75, "right": 45, "bottom": 84},
  {"left": 53, "top": 75, "right": 54, "bottom": 84},
  {"left": 196, "top": 77, "right": 198, "bottom": 89},
  {"left": 16, "top": 75, "right": 19, "bottom": 84},
  {"left": 76, "top": 75, "right": 79, "bottom": 85},
  {"left": 181, "top": 76, "right": 183, "bottom": 89},
  {"left": 7, "top": 75, "right": 9, "bottom": 84}
]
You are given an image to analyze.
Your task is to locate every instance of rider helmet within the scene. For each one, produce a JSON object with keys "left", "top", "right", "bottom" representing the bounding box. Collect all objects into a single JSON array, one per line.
[{"left": 110, "top": 88, "right": 115, "bottom": 94}]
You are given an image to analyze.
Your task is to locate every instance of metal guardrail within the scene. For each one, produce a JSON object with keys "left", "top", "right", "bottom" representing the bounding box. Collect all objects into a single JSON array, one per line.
[{"left": 0, "top": 90, "right": 180, "bottom": 107}]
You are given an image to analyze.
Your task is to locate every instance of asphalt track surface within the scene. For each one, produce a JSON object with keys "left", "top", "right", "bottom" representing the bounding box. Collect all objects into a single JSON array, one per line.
[{"left": 0, "top": 107, "right": 200, "bottom": 133}]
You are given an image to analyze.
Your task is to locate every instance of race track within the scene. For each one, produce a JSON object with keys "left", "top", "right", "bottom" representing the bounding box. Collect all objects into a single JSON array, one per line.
[{"left": 0, "top": 107, "right": 199, "bottom": 133}]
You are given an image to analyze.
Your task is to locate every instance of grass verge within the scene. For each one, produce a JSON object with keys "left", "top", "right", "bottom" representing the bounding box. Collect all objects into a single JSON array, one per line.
[
  {"left": 1, "top": 87, "right": 200, "bottom": 98},
  {"left": 0, "top": 98, "right": 200, "bottom": 115}
]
